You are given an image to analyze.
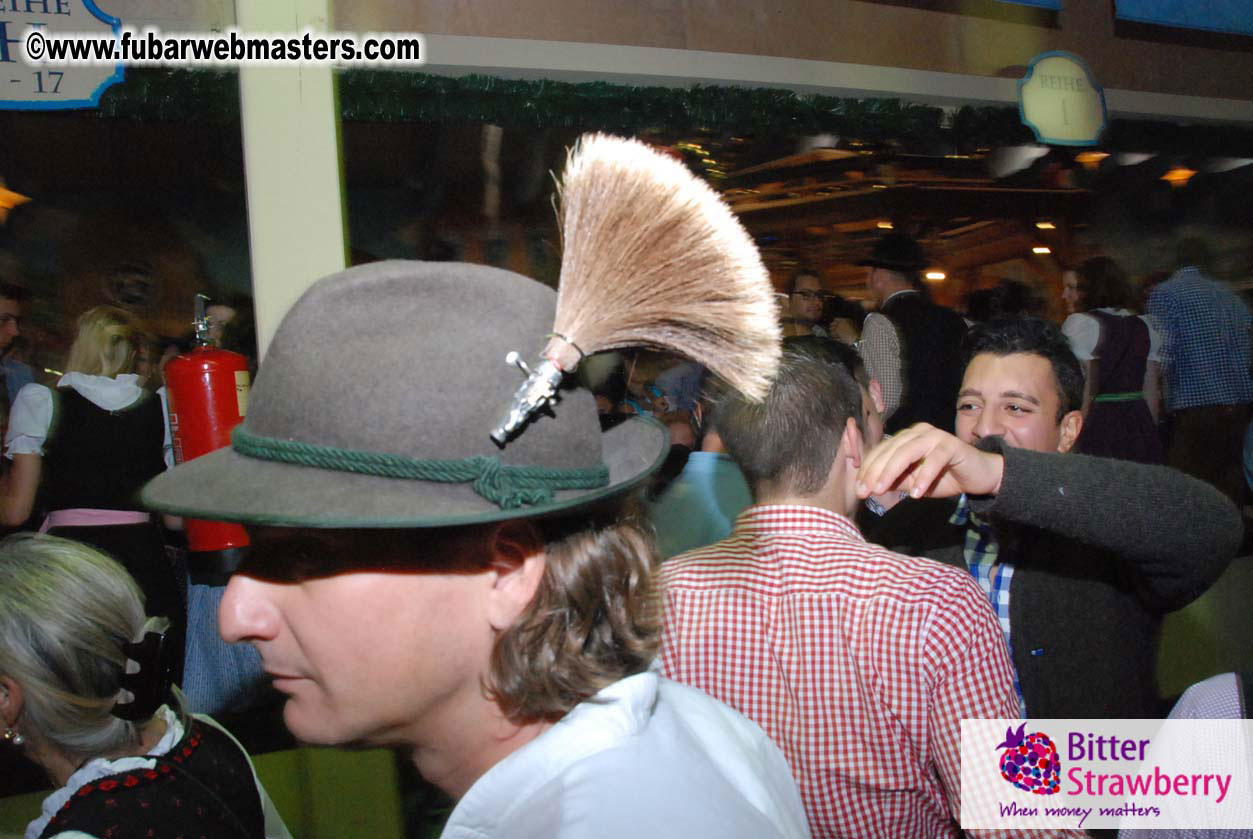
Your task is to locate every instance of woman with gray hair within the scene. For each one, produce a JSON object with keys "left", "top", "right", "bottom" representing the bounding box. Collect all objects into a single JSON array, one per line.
[{"left": 0, "top": 534, "right": 289, "bottom": 839}]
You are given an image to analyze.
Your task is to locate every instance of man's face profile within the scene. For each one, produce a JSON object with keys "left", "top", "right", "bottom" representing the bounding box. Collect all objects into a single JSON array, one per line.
[{"left": 218, "top": 526, "right": 497, "bottom": 748}]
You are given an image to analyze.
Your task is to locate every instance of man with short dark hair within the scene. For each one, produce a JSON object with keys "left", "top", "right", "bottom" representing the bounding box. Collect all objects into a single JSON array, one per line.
[
  {"left": 784, "top": 270, "right": 828, "bottom": 338},
  {"left": 778, "top": 335, "right": 902, "bottom": 519},
  {"left": 659, "top": 346, "right": 1025, "bottom": 838},
  {"left": 860, "top": 316, "right": 1241, "bottom": 720},
  {"left": 143, "top": 261, "right": 809, "bottom": 839},
  {"left": 858, "top": 232, "right": 966, "bottom": 431}
]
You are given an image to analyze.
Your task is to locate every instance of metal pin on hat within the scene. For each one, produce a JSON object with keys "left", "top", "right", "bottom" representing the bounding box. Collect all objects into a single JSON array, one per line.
[{"left": 490, "top": 352, "right": 566, "bottom": 445}]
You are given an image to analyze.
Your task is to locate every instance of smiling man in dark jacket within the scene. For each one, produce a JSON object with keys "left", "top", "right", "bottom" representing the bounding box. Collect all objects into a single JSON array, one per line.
[{"left": 859, "top": 316, "right": 1242, "bottom": 719}]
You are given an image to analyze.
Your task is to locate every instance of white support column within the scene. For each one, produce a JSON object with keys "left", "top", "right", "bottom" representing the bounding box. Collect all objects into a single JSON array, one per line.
[{"left": 236, "top": 0, "right": 347, "bottom": 359}]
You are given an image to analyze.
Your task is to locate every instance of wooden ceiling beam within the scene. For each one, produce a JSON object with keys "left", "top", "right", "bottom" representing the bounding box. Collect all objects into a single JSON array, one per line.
[{"left": 735, "top": 184, "right": 1093, "bottom": 232}]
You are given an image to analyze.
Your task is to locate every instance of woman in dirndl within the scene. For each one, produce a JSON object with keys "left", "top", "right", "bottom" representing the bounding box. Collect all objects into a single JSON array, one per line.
[{"left": 1061, "top": 256, "right": 1165, "bottom": 464}]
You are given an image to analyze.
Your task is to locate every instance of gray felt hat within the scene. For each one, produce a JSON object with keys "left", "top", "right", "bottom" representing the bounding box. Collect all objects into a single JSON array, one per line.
[{"left": 142, "top": 260, "right": 669, "bottom": 528}]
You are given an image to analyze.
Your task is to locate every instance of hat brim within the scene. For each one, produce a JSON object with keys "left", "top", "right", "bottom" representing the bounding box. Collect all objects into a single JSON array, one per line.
[
  {"left": 855, "top": 258, "right": 925, "bottom": 271},
  {"left": 142, "top": 415, "right": 670, "bottom": 529}
]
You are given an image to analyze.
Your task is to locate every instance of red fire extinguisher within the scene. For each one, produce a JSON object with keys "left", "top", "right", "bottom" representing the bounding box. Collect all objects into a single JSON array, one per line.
[{"left": 165, "top": 294, "right": 251, "bottom": 554}]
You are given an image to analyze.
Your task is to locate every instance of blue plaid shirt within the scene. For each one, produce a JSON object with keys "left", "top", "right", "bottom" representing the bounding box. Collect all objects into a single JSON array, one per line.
[
  {"left": 950, "top": 494, "right": 1025, "bottom": 715},
  {"left": 1147, "top": 267, "right": 1253, "bottom": 411}
]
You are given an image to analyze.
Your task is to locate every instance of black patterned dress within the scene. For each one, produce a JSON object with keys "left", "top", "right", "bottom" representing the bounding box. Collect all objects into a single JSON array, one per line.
[{"left": 37, "top": 713, "right": 282, "bottom": 839}]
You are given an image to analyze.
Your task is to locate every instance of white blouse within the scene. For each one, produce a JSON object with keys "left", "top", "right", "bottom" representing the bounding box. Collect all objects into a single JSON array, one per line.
[
  {"left": 4, "top": 373, "right": 172, "bottom": 468},
  {"left": 1061, "top": 309, "right": 1162, "bottom": 364}
]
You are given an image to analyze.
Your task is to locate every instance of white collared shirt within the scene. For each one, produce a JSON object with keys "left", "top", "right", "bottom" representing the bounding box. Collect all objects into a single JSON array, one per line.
[
  {"left": 1061, "top": 308, "right": 1162, "bottom": 362},
  {"left": 4, "top": 373, "right": 172, "bottom": 468},
  {"left": 442, "top": 672, "right": 810, "bottom": 839},
  {"left": 881, "top": 287, "right": 919, "bottom": 307}
]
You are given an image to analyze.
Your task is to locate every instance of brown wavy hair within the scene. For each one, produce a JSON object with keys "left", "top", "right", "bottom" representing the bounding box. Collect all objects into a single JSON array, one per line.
[
  {"left": 485, "top": 499, "right": 661, "bottom": 724},
  {"left": 1075, "top": 256, "right": 1136, "bottom": 312}
]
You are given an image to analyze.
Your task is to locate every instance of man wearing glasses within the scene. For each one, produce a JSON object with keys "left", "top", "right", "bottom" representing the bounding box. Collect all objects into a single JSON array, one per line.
[{"left": 785, "top": 270, "right": 828, "bottom": 338}]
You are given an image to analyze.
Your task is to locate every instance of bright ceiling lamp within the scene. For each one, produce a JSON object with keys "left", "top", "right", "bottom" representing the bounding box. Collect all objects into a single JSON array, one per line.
[
  {"left": 1075, "top": 151, "right": 1108, "bottom": 170},
  {"left": 0, "top": 185, "right": 30, "bottom": 223},
  {"left": 1161, "top": 167, "right": 1197, "bottom": 187}
]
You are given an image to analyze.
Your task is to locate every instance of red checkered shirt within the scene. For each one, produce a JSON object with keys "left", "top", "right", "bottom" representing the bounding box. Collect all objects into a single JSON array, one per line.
[{"left": 658, "top": 505, "right": 1023, "bottom": 839}]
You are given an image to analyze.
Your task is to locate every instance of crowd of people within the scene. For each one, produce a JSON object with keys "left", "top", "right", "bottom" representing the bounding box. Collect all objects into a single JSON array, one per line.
[{"left": 0, "top": 212, "right": 1248, "bottom": 839}]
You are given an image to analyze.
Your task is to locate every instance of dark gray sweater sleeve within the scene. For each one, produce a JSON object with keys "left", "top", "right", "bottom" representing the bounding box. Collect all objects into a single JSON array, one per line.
[{"left": 967, "top": 436, "right": 1243, "bottom": 609}]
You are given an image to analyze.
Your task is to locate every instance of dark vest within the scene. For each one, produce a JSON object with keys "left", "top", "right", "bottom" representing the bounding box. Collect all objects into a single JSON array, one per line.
[
  {"left": 41, "top": 386, "right": 166, "bottom": 511},
  {"left": 40, "top": 718, "right": 266, "bottom": 839},
  {"left": 880, "top": 291, "right": 968, "bottom": 434}
]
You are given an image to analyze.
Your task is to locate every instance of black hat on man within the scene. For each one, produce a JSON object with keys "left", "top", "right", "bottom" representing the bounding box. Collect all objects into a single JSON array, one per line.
[{"left": 857, "top": 231, "right": 927, "bottom": 272}]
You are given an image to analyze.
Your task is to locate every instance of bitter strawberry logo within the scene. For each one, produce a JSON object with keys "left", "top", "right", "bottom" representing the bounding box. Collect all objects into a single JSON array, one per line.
[{"left": 996, "top": 722, "right": 1061, "bottom": 795}]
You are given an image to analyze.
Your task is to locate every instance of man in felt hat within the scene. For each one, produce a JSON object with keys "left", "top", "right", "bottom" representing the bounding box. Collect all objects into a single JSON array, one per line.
[
  {"left": 857, "top": 232, "right": 967, "bottom": 433},
  {"left": 142, "top": 261, "right": 810, "bottom": 839}
]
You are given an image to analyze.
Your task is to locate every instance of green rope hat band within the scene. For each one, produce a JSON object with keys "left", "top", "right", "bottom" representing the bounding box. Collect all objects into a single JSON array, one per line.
[{"left": 232, "top": 426, "right": 610, "bottom": 510}]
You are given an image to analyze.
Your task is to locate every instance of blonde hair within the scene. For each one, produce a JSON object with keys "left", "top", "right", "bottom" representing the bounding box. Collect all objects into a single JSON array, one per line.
[
  {"left": 63, "top": 306, "right": 147, "bottom": 378},
  {"left": 0, "top": 534, "right": 147, "bottom": 760}
]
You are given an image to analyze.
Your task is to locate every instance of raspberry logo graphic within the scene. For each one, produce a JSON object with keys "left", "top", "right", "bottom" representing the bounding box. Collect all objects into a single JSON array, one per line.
[{"left": 995, "top": 722, "right": 1060, "bottom": 795}]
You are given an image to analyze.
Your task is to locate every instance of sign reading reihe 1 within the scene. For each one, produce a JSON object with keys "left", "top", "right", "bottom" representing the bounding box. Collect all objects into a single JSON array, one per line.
[
  {"left": 1018, "top": 51, "right": 1106, "bottom": 147},
  {"left": 1, "top": 0, "right": 123, "bottom": 110}
]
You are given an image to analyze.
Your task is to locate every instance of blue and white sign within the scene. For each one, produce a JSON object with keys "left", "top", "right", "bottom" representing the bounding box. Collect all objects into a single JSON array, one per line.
[
  {"left": 1018, "top": 51, "right": 1106, "bottom": 147},
  {"left": 1, "top": 0, "right": 123, "bottom": 110}
]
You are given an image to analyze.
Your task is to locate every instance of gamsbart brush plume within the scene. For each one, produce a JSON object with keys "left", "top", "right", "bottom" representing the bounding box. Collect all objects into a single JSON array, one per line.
[{"left": 491, "top": 133, "right": 781, "bottom": 445}]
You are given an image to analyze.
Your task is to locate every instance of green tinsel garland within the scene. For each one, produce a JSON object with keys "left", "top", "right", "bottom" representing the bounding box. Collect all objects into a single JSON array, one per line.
[{"left": 90, "top": 68, "right": 1253, "bottom": 156}]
